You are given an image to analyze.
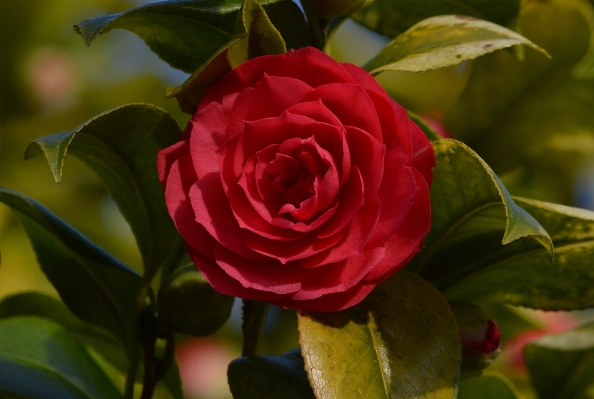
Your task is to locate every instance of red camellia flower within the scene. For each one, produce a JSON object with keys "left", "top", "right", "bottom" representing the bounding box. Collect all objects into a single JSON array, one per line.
[{"left": 158, "top": 47, "right": 435, "bottom": 312}]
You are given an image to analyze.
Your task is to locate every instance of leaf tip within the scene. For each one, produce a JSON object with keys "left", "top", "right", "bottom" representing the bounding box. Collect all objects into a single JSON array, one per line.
[{"left": 24, "top": 142, "right": 42, "bottom": 161}]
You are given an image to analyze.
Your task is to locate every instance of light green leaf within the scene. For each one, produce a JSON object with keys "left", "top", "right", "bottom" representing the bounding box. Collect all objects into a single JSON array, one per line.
[
  {"left": 364, "top": 15, "right": 548, "bottom": 74},
  {"left": 0, "top": 292, "right": 129, "bottom": 374},
  {"left": 0, "top": 317, "right": 121, "bottom": 399},
  {"left": 352, "top": 0, "right": 521, "bottom": 38},
  {"left": 0, "top": 188, "right": 140, "bottom": 355},
  {"left": 297, "top": 269, "right": 460, "bottom": 399},
  {"left": 458, "top": 373, "right": 520, "bottom": 399},
  {"left": 25, "top": 104, "right": 184, "bottom": 279},
  {"left": 525, "top": 322, "right": 594, "bottom": 398},
  {"left": 228, "top": 348, "right": 315, "bottom": 399},
  {"left": 443, "top": 198, "right": 594, "bottom": 310}
]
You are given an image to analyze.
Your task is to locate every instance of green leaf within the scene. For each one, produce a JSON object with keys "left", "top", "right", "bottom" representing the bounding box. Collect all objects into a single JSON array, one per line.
[
  {"left": 458, "top": 373, "right": 520, "bottom": 399},
  {"left": 407, "top": 110, "right": 441, "bottom": 141},
  {"left": 0, "top": 292, "right": 129, "bottom": 373},
  {"left": 444, "top": 1, "right": 594, "bottom": 177},
  {"left": 443, "top": 197, "right": 594, "bottom": 310},
  {"left": 352, "top": 0, "right": 521, "bottom": 38},
  {"left": 228, "top": 348, "right": 315, "bottom": 399},
  {"left": 168, "top": 0, "right": 288, "bottom": 114},
  {"left": 75, "top": 8, "right": 233, "bottom": 74},
  {"left": 0, "top": 317, "right": 122, "bottom": 399},
  {"left": 73, "top": 0, "right": 298, "bottom": 74},
  {"left": 25, "top": 104, "right": 184, "bottom": 279},
  {"left": 364, "top": 15, "right": 549, "bottom": 75},
  {"left": 297, "top": 269, "right": 460, "bottom": 399},
  {"left": 160, "top": 359, "right": 185, "bottom": 399},
  {"left": 166, "top": 36, "right": 242, "bottom": 114},
  {"left": 264, "top": 1, "right": 310, "bottom": 50},
  {"left": 525, "top": 322, "right": 594, "bottom": 398},
  {"left": 0, "top": 188, "right": 140, "bottom": 355},
  {"left": 228, "top": 0, "right": 286, "bottom": 67},
  {"left": 411, "top": 139, "right": 553, "bottom": 279}
]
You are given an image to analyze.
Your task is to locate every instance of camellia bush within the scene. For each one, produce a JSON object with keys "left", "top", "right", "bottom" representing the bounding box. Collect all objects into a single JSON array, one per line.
[{"left": 3, "top": 0, "right": 594, "bottom": 398}]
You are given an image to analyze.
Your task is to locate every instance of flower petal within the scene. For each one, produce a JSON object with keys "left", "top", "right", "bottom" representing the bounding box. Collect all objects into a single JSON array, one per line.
[
  {"left": 190, "top": 92, "right": 239, "bottom": 179},
  {"left": 164, "top": 148, "right": 216, "bottom": 259},
  {"left": 345, "top": 126, "right": 385, "bottom": 203},
  {"left": 291, "top": 246, "right": 385, "bottom": 300},
  {"left": 272, "top": 278, "right": 378, "bottom": 312},
  {"left": 316, "top": 83, "right": 383, "bottom": 142},
  {"left": 299, "top": 195, "right": 381, "bottom": 268},
  {"left": 188, "top": 246, "right": 283, "bottom": 301},
  {"left": 189, "top": 173, "right": 263, "bottom": 260},
  {"left": 365, "top": 147, "right": 418, "bottom": 249},
  {"left": 364, "top": 168, "right": 431, "bottom": 281},
  {"left": 214, "top": 243, "right": 323, "bottom": 294}
]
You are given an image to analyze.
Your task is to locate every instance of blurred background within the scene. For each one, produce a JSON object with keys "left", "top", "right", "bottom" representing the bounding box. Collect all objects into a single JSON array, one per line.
[{"left": 1, "top": 1, "right": 593, "bottom": 398}]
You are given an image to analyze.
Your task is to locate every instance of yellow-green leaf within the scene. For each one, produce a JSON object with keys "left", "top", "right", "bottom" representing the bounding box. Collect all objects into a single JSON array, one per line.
[
  {"left": 364, "top": 15, "right": 549, "bottom": 75},
  {"left": 297, "top": 270, "right": 460, "bottom": 399}
]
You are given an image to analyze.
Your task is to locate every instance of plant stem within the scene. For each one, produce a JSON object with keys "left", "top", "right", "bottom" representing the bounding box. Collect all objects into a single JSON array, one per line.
[
  {"left": 241, "top": 300, "right": 270, "bottom": 356},
  {"left": 156, "top": 334, "right": 176, "bottom": 381},
  {"left": 140, "top": 341, "right": 157, "bottom": 399},
  {"left": 124, "top": 349, "right": 140, "bottom": 399}
]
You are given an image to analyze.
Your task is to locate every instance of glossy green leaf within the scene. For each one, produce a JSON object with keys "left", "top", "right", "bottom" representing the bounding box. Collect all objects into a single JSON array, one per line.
[
  {"left": 264, "top": 1, "right": 309, "bottom": 50},
  {"left": 297, "top": 269, "right": 460, "bottom": 399},
  {"left": 352, "top": 0, "right": 521, "bottom": 38},
  {"left": 0, "top": 317, "right": 121, "bottom": 399},
  {"left": 0, "top": 188, "right": 140, "bottom": 354},
  {"left": 168, "top": 0, "right": 286, "bottom": 114},
  {"left": 525, "top": 322, "right": 594, "bottom": 398},
  {"left": 228, "top": 348, "right": 315, "bottom": 399},
  {"left": 166, "top": 36, "right": 242, "bottom": 114},
  {"left": 73, "top": 0, "right": 300, "bottom": 74},
  {"left": 411, "top": 139, "right": 552, "bottom": 278},
  {"left": 0, "top": 292, "right": 129, "bottom": 373},
  {"left": 444, "top": 0, "right": 594, "bottom": 177},
  {"left": 75, "top": 8, "right": 232, "bottom": 73},
  {"left": 364, "top": 15, "right": 548, "bottom": 74},
  {"left": 458, "top": 373, "right": 519, "bottom": 399},
  {"left": 25, "top": 104, "right": 184, "bottom": 279},
  {"left": 443, "top": 197, "right": 594, "bottom": 310}
]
